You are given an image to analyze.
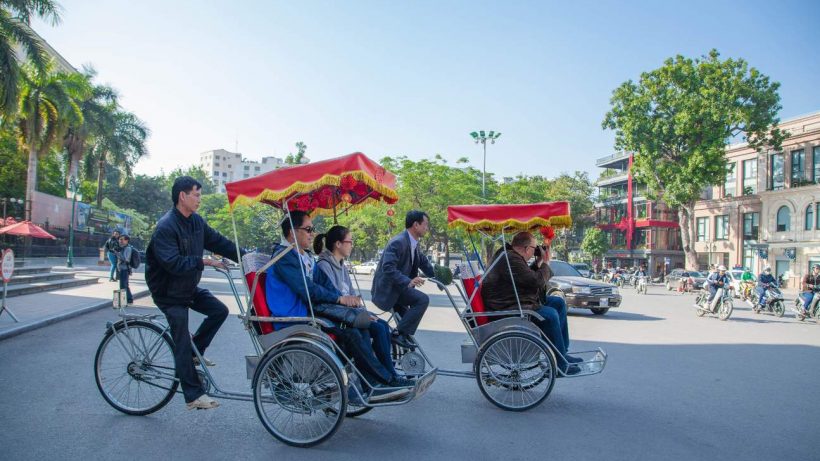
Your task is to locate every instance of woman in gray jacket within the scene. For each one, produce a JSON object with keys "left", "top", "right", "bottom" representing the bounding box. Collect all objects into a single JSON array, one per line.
[{"left": 314, "top": 225, "right": 410, "bottom": 387}]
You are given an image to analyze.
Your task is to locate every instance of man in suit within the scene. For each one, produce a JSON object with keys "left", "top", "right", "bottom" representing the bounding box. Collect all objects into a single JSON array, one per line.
[{"left": 372, "top": 210, "right": 436, "bottom": 349}]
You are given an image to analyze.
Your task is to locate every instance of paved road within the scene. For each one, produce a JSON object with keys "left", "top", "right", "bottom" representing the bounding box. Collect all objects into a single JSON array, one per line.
[{"left": 1, "top": 275, "right": 819, "bottom": 460}]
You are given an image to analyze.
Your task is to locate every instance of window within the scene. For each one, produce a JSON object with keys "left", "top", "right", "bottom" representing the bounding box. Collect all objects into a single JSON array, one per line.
[
  {"left": 214, "top": 162, "right": 220, "bottom": 167},
  {"left": 724, "top": 162, "right": 736, "bottom": 197},
  {"left": 743, "top": 212, "right": 759, "bottom": 240},
  {"left": 791, "top": 149, "right": 805, "bottom": 185},
  {"left": 696, "top": 217, "right": 708, "bottom": 241},
  {"left": 743, "top": 248, "right": 755, "bottom": 271},
  {"left": 742, "top": 159, "right": 757, "bottom": 194},
  {"left": 244, "top": 165, "right": 249, "bottom": 170},
  {"left": 715, "top": 215, "right": 729, "bottom": 240},
  {"left": 814, "top": 147, "right": 820, "bottom": 183},
  {"left": 817, "top": 203, "right": 820, "bottom": 230},
  {"left": 770, "top": 153, "right": 784, "bottom": 190},
  {"left": 808, "top": 205, "right": 816, "bottom": 231},
  {"left": 776, "top": 206, "right": 790, "bottom": 232},
  {"left": 222, "top": 172, "right": 227, "bottom": 177}
]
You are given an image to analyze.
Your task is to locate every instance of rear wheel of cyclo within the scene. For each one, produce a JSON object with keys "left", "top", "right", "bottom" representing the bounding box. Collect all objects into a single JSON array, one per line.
[
  {"left": 475, "top": 332, "right": 556, "bottom": 412},
  {"left": 94, "top": 320, "right": 178, "bottom": 416},
  {"left": 718, "top": 299, "right": 733, "bottom": 321},
  {"left": 252, "top": 343, "right": 346, "bottom": 447}
]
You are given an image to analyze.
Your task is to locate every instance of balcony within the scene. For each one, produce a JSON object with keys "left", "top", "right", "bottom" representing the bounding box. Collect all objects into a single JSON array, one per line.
[
  {"left": 595, "top": 171, "right": 629, "bottom": 187},
  {"left": 596, "top": 152, "right": 630, "bottom": 168}
]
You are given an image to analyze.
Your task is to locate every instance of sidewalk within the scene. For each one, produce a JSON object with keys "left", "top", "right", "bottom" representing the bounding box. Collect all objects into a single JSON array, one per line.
[{"left": 0, "top": 269, "right": 149, "bottom": 340}]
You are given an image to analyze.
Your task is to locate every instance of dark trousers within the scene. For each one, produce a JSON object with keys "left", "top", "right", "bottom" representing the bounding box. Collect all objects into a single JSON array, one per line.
[
  {"left": 544, "top": 295, "right": 570, "bottom": 351},
  {"left": 362, "top": 319, "right": 397, "bottom": 379},
  {"left": 118, "top": 269, "right": 133, "bottom": 303},
  {"left": 337, "top": 327, "right": 393, "bottom": 386},
  {"left": 393, "top": 287, "right": 429, "bottom": 336},
  {"left": 158, "top": 289, "right": 229, "bottom": 403},
  {"left": 534, "top": 305, "right": 568, "bottom": 369}
]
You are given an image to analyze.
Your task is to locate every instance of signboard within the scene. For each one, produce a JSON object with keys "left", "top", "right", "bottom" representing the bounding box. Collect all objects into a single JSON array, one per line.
[{"left": 1, "top": 249, "right": 14, "bottom": 282}]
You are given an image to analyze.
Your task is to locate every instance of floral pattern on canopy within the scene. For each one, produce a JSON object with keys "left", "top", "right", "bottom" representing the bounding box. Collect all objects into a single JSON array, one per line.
[
  {"left": 225, "top": 152, "right": 398, "bottom": 215},
  {"left": 447, "top": 202, "right": 572, "bottom": 234}
]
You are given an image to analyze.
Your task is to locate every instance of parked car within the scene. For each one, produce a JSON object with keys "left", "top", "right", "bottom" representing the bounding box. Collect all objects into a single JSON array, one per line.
[
  {"left": 570, "top": 263, "right": 592, "bottom": 278},
  {"left": 351, "top": 260, "right": 379, "bottom": 275},
  {"left": 547, "top": 260, "right": 622, "bottom": 315},
  {"left": 664, "top": 269, "right": 707, "bottom": 291}
]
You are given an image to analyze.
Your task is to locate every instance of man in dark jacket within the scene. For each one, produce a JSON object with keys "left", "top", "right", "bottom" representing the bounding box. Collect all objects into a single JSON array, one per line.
[
  {"left": 145, "top": 176, "right": 242, "bottom": 410},
  {"left": 481, "top": 231, "right": 580, "bottom": 374},
  {"left": 371, "top": 210, "right": 436, "bottom": 349}
]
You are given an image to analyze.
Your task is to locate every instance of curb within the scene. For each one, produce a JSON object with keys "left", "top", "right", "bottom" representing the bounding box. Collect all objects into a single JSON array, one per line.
[{"left": 0, "top": 289, "right": 150, "bottom": 341}]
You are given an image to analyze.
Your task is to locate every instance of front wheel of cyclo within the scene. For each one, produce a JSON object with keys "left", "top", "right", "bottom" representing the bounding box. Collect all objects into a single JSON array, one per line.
[
  {"left": 94, "top": 320, "right": 178, "bottom": 416},
  {"left": 475, "top": 332, "right": 556, "bottom": 412},
  {"left": 252, "top": 343, "right": 347, "bottom": 447}
]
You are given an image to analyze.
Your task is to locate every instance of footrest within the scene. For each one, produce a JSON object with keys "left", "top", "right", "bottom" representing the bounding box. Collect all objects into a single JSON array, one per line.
[{"left": 564, "top": 349, "right": 607, "bottom": 377}]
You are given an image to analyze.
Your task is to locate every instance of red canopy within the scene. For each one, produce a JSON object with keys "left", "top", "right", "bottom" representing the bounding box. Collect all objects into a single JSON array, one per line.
[
  {"left": 225, "top": 152, "right": 398, "bottom": 214},
  {"left": 0, "top": 221, "right": 57, "bottom": 239},
  {"left": 447, "top": 202, "right": 572, "bottom": 233}
]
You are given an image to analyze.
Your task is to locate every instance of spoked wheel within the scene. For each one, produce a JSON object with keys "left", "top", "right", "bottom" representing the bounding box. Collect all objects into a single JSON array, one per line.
[
  {"left": 344, "top": 367, "right": 373, "bottom": 418},
  {"left": 252, "top": 343, "right": 346, "bottom": 447},
  {"left": 475, "top": 332, "right": 556, "bottom": 412},
  {"left": 94, "top": 320, "right": 178, "bottom": 416},
  {"left": 718, "top": 299, "right": 733, "bottom": 321},
  {"left": 772, "top": 301, "right": 785, "bottom": 318}
]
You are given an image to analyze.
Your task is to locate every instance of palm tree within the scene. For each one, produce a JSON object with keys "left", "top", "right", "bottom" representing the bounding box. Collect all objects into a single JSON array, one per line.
[
  {"left": 91, "top": 110, "right": 149, "bottom": 207},
  {"left": 17, "top": 63, "right": 88, "bottom": 220},
  {"left": 62, "top": 67, "right": 118, "bottom": 189},
  {"left": 0, "top": 0, "right": 61, "bottom": 116}
]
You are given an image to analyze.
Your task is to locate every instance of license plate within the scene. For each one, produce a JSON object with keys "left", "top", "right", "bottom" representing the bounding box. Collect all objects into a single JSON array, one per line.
[{"left": 600, "top": 298, "right": 609, "bottom": 307}]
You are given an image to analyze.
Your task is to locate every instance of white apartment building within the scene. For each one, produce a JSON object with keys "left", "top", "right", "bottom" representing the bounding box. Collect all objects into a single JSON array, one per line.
[{"left": 200, "top": 149, "right": 289, "bottom": 193}]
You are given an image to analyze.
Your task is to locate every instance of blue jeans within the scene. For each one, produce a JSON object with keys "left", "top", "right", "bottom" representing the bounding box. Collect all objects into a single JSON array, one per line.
[
  {"left": 361, "top": 318, "right": 397, "bottom": 379},
  {"left": 802, "top": 292, "right": 816, "bottom": 310},
  {"left": 534, "top": 305, "right": 568, "bottom": 370},
  {"left": 107, "top": 252, "right": 118, "bottom": 280},
  {"left": 544, "top": 295, "right": 570, "bottom": 351},
  {"left": 756, "top": 287, "right": 767, "bottom": 305}
]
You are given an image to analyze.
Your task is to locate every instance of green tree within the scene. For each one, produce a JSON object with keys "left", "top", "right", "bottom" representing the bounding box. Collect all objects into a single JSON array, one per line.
[
  {"left": 284, "top": 141, "right": 307, "bottom": 165},
  {"left": 165, "top": 165, "right": 215, "bottom": 195},
  {"left": 0, "top": 0, "right": 61, "bottom": 115},
  {"left": 90, "top": 110, "right": 149, "bottom": 206},
  {"left": 581, "top": 227, "right": 609, "bottom": 269},
  {"left": 603, "top": 50, "right": 785, "bottom": 268},
  {"left": 0, "top": 125, "right": 25, "bottom": 200}
]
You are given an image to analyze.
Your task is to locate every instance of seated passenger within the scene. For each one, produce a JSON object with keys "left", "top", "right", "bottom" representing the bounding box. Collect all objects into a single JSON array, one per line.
[
  {"left": 481, "top": 231, "right": 581, "bottom": 375},
  {"left": 265, "top": 210, "right": 410, "bottom": 398},
  {"left": 313, "top": 225, "right": 412, "bottom": 387}
]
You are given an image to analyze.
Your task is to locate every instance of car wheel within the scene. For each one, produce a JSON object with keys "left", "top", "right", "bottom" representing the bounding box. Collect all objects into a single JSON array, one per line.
[{"left": 591, "top": 308, "right": 609, "bottom": 315}]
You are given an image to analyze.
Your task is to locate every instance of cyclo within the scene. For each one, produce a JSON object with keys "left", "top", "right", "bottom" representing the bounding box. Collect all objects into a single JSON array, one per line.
[{"left": 94, "top": 153, "right": 437, "bottom": 447}]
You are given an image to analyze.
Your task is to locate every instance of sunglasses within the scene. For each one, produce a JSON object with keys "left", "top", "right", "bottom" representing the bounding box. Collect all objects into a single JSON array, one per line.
[{"left": 296, "top": 226, "right": 317, "bottom": 234}]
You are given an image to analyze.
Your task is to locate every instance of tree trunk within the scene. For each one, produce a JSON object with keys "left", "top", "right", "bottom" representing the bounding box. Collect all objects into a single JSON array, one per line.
[
  {"left": 25, "top": 141, "right": 38, "bottom": 221},
  {"left": 96, "top": 154, "right": 105, "bottom": 208},
  {"left": 678, "top": 204, "right": 698, "bottom": 269}
]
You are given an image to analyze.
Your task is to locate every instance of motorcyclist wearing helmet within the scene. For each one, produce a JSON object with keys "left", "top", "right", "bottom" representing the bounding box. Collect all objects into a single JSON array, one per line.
[
  {"left": 757, "top": 266, "right": 778, "bottom": 306},
  {"left": 705, "top": 265, "right": 731, "bottom": 307},
  {"left": 800, "top": 264, "right": 820, "bottom": 317}
]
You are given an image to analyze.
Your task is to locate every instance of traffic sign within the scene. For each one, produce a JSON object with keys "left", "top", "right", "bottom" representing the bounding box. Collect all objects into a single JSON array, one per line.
[{"left": 1, "top": 249, "right": 14, "bottom": 282}]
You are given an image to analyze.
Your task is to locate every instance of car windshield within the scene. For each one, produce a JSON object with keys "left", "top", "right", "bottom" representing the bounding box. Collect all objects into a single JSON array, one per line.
[
  {"left": 548, "top": 261, "right": 582, "bottom": 277},
  {"left": 689, "top": 271, "right": 704, "bottom": 277},
  {"left": 571, "top": 264, "right": 589, "bottom": 271},
  {"left": 731, "top": 271, "right": 743, "bottom": 279}
]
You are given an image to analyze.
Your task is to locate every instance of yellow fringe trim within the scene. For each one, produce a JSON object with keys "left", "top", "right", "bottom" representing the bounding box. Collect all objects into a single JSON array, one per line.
[
  {"left": 229, "top": 169, "right": 399, "bottom": 210},
  {"left": 448, "top": 215, "right": 572, "bottom": 232}
]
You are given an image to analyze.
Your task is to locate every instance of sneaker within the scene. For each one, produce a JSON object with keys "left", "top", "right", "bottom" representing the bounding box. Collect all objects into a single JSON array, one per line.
[
  {"left": 187, "top": 394, "right": 219, "bottom": 410},
  {"left": 369, "top": 385, "right": 411, "bottom": 403},
  {"left": 390, "top": 332, "right": 415, "bottom": 350},
  {"left": 566, "top": 355, "right": 584, "bottom": 364},
  {"left": 193, "top": 356, "right": 216, "bottom": 367},
  {"left": 388, "top": 376, "right": 416, "bottom": 387},
  {"left": 559, "top": 364, "right": 581, "bottom": 377}
]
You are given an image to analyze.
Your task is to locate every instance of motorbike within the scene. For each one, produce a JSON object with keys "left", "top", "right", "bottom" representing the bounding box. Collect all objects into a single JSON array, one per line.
[
  {"left": 753, "top": 284, "right": 785, "bottom": 317},
  {"left": 739, "top": 282, "right": 756, "bottom": 304},
  {"left": 791, "top": 289, "right": 820, "bottom": 323},
  {"left": 695, "top": 286, "right": 733, "bottom": 320},
  {"left": 636, "top": 276, "right": 648, "bottom": 295}
]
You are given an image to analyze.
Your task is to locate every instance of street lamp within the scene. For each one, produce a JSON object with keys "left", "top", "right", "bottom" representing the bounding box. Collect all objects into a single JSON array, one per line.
[
  {"left": 66, "top": 177, "right": 80, "bottom": 268},
  {"left": 469, "top": 130, "right": 501, "bottom": 201},
  {"left": 1, "top": 198, "right": 23, "bottom": 225}
]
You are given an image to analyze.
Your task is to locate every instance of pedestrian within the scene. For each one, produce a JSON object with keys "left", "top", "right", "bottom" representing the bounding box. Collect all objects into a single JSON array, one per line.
[
  {"left": 371, "top": 210, "right": 436, "bottom": 349},
  {"left": 115, "top": 234, "right": 134, "bottom": 305},
  {"left": 105, "top": 229, "right": 121, "bottom": 281},
  {"left": 145, "top": 176, "right": 243, "bottom": 411}
]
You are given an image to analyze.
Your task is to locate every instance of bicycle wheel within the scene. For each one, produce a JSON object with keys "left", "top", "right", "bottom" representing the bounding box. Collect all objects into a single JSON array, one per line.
[
  {"left": 94, "top": 320, "right": 178, "bottom": 416},
  {"left": 475, "top": 332, "right": 556, "bottom": 412},
  {"left": 253, "top": 343, "right": 346, "bottom": 447},
  {"left": 718, "top": 298, "right": 733, "bottom": 321}
]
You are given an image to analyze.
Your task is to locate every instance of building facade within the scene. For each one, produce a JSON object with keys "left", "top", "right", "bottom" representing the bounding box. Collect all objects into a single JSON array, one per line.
[
  {"left": 594, "top": 153, "right": 683, "bottom": 276},
  {"left": 200, "top": 149, "right": 289, "bottom": 193},
  {"left": 693, "top": 111, "right": 820, "bottom": 288}
]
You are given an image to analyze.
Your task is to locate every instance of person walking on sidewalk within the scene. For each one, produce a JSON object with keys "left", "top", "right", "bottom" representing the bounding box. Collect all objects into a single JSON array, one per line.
[
  {"left": 145, "top": 176, "right": 243, "bottom": 411},
  {"left": 115, "top": 234, "right": 135, "bottom": 305},
  {"left": 105, "top": 229, "right": 121, "bottom": 282}
]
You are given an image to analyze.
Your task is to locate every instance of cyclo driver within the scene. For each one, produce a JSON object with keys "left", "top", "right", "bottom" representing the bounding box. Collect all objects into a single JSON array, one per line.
[
  {"left": 703, "top": 265, "right": 730, "bottom": 311},
  {"left": 799, "top": 264, "right": 820, "bottom": 319}
]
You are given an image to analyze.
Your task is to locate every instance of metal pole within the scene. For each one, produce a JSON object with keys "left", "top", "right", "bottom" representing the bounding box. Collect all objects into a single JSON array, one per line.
[
  {"left": 1, "top": 280, "right": 19, "bottom": 322},
  {"left": 482, "top": 140, "right": 487, "bottom": 202},
  {"left": 67, "top": 180, "right": 76, "bottom": 268}
]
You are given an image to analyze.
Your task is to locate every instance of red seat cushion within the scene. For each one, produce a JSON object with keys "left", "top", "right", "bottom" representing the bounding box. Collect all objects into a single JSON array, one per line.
[
  {"left": 245, "top": 272, "right": 273, "bottom": 334},
  {"left": 461, "top": 275, "right": 489, "bottom": 326}
]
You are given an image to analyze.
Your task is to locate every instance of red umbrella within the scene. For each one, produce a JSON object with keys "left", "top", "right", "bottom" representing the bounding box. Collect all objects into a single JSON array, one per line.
[{"left": 0, "top": 221, "right": 57, "bottom": 239}]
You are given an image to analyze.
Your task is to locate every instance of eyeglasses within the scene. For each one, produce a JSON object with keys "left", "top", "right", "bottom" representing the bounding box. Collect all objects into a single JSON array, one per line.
[
  {"left": 341, "top": 240, "right": 354, "bottom": 245},
  {"left": 296, "top": 226, "right": 316, "bottom": 234}
]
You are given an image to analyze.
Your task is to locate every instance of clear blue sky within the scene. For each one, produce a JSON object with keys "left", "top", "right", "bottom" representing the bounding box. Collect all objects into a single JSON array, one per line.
[{"left": 32, "top": 0, "right": 820, "bottom": 181}]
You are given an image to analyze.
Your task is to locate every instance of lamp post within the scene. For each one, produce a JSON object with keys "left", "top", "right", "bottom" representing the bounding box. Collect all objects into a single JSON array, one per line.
[
  {"left": 469, "top": 130, "right": 501, "bottom": 201},
  {"left": 66, "top": 177, "right": 79, "bottom": 268}
]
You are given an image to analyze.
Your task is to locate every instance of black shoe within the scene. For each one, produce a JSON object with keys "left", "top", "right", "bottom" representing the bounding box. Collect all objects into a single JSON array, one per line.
[
  {"left": 388, "top": 376, "right": 415, "bottom": 387},
  {"left": 391, "top": 332, "right": 415, "bottom": 350},
  {"left": 561, "top": 364, "right": 581, "bottom": 376},
  {"left": 369, "top": 385, "right": 411, "bottom": 403},
  {"left": 566, "top": 355, "right": 584, "bottom": 364}
]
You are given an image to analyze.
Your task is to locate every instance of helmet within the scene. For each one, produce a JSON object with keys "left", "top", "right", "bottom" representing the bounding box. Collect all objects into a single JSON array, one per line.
[
  {"left": 718, "top": 265, "right": 727, "bottom": 271},
  {"left": 764, "top": 266, "right": 771, "bottom": 272},
  {"left": 813, "top": 264, "right": 820, "bottom": 270}
]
